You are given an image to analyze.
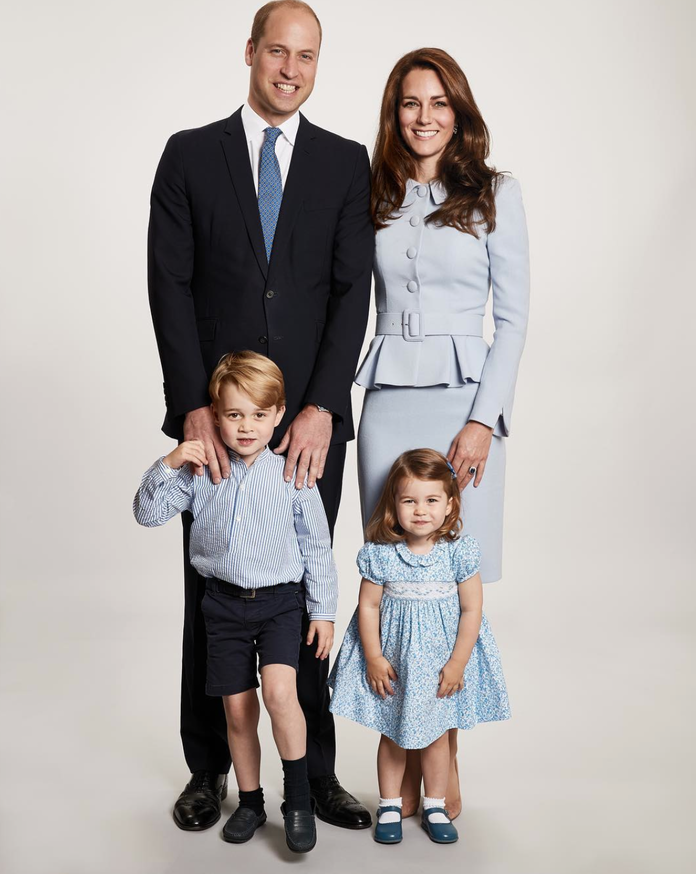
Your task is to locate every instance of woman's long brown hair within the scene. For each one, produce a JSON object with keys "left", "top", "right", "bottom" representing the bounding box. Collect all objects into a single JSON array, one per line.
[{"left": 371, "top": 47, "right": 501, "bottom": 236}]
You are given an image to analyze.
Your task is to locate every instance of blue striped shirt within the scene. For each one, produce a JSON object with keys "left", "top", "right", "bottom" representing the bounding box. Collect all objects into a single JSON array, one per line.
[{"left": 133, "top": 447, "right": 338, "bottom": 620}]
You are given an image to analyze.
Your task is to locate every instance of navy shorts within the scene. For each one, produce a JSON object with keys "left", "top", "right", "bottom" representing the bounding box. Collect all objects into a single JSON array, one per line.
[{"left": 201, "top": 579, "right": 306, "bottom": 696}]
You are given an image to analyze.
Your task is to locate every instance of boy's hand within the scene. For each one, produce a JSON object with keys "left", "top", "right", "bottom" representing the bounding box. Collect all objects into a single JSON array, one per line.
[
  {"left": 306, "top": 620, "right": 334, "bottom": 660},
  {"left": 437, "top": 659, "right": 465, "bottom": 698},
  {"left": 366, "top": 656, "right": 397, "bottom": 699},
  {"left": 163, "top": 440, "right": 208, "bottom": 471}
]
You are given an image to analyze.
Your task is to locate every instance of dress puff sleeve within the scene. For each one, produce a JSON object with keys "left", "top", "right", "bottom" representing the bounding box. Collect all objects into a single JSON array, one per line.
[
  {"left": 453, "top": 536, "right": 482, "bottom": 583},
  {"left": 356, "top": 542, "right": 386, "bottom": 586}
]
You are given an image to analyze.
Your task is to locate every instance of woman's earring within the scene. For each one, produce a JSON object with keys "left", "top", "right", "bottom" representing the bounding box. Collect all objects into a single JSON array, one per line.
[{"left": 453, "top": 124, "right": 459, "bottom": 135}]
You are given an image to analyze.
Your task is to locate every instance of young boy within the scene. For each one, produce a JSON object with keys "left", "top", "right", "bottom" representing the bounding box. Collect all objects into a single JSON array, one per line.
[{"left": 134, "top": 351, "right": 337, "bottom": 854}]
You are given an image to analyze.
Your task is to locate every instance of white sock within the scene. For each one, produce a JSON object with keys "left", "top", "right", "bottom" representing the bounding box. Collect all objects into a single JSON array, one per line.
[
  {"left": 423, "top": 796, "right": 449, "bottom": 824},
  {"left": 378, "top": 796, "right": 402, "bottom": 824}
]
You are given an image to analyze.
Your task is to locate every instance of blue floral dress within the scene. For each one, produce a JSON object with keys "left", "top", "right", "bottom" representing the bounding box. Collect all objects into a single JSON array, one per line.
[{"left": 328, "top": 536, "right": 510, "bottom": 749}]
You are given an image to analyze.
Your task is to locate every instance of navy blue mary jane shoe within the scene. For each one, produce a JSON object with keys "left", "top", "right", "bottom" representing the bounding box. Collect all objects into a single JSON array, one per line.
[
  {"left": 374, "top": 806, "right": 403, "bottom": 844},
  {"left": 420, "top": 807, "right": 458, "bottom": 843}
]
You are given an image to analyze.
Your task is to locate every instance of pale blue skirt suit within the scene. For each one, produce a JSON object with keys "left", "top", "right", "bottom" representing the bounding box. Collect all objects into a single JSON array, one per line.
[{"left": 356, "top": 176, "right": 530, "bottom": 583}]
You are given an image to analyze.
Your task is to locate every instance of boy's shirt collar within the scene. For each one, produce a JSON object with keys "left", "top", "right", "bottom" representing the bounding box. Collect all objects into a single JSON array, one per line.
[{"left": 227, "top": 445, "right": 272, "bottom": 468}]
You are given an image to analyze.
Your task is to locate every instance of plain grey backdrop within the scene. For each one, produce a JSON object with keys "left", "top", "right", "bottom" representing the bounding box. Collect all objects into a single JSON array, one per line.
[{"left": 1, "top": 1, "right": 694, "bottom": 871}]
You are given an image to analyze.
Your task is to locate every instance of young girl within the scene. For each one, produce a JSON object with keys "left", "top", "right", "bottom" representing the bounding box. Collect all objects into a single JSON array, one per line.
[{"left": 328, "top": 449, "right": 510, "bottom": 844}]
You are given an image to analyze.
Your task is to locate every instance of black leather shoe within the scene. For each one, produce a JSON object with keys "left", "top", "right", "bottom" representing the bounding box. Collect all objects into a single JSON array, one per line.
[
  {"left": 309, "top": 774, "right": 372, "bottom": 830},
  {"left": 222, "top": 806, "right": 267, "bottom": 843},
  {"left": 280, "top": 802, "right": 317, "bottom": 853},
  {"left": 172, "top": 771, "right": 228, "bottom": 831}
]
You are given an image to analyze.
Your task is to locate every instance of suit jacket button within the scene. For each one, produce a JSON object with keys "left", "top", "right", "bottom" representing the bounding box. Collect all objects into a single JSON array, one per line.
[
  {"left": 265, "top": 289, "right": 276, "bottom": 299},
  {"left": 259, "top": 335, "right": 268, "bottom": 344}
]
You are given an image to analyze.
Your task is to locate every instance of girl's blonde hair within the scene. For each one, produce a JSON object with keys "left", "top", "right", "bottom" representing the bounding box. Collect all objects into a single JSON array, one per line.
[
  {"left": 365, "top": 448, "right": 462, "bottom": 544},
  {"left": 209, "top": 350, "right": 286, "bottom": 409}
]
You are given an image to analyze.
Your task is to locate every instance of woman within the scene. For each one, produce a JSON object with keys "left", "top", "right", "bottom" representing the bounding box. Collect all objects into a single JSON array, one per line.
[{"left": 356, "top": 48, "right": 529, "bottom": 819}]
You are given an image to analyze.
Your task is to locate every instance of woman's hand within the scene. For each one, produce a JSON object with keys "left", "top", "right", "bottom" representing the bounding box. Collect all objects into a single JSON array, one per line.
[
  {"left": 447, "top": 421, "right": 494, "bottom": 490},
  {"left": 366, "top": 656, "right": 398, "bottom": 699},
  {"left": 163, "top": 439, "right": 208, "bottom": 471},
  {"left": 437, "top": 659, "right": 465, "bottom": 698}
]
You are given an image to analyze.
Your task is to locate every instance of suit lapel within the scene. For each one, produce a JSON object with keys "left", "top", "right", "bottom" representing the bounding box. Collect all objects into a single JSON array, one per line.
[
  {"left": 220, "top": 108, "right": 268, "bottom": 279},
  {"left": 268, "top": 114, "right": 316, "bottom": 271}
]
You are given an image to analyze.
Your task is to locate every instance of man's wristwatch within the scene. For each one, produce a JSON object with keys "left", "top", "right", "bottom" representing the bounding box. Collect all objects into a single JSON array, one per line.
[{"left": 314, "top": 404, "right": 332, "bottom": 415}]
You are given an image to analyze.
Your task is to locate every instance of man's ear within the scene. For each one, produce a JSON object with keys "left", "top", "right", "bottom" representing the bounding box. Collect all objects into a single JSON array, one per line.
[
  {"left": 275, "top": 405, "right": 286, "bottom": 426},
  {"left": 244, "top": 38, "right": 255, "bottom": 67}
]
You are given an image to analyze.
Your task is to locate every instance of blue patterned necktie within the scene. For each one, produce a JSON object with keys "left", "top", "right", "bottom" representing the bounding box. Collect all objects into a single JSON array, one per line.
[{"left": 258, "top": 127, "right": 283, "bottom": 262}]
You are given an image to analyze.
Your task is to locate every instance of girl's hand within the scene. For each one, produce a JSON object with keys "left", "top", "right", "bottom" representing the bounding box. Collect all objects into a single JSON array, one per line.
[
  {"left": 437, "top": 659, "right": 465, "bottom": 698},
  {"left": 447, "top": 421, "right": 493, "bottom": 490},
  {"left": 163, "top": 440, "right": 207, "bottom": 471},
  {"left": 306, "top": 620, "right": 334, "bottom": 660},
  {"left": 366, "top": 656, "right": 397, "bottom": 699}
]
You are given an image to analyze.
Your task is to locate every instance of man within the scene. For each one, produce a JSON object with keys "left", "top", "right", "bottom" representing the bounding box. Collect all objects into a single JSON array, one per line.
[{"left": 147, "top": 0, "right": 373, "bottom": 832}]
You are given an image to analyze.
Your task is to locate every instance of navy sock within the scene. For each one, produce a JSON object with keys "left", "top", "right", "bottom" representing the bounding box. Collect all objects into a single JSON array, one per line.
[
  {"left": 238, "top": 786, "right": 265, "bottom": 815},
  {"left": 281, "top": 756, "right": 311, "bottom": 812}
]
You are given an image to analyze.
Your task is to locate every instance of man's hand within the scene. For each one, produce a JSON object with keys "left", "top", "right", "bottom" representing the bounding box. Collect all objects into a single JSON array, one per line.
[
  {"left": 306, "top": 620, "right": 334, "bottom": 660},
  {"left": 163, "top": 440, "right": 207, "bottom": 471},
  {"left": 183, "top": 406, "right": 230, "bottom": 483},
  {"left": 275, "top": 405, "right": 332, "bottom": 489}
]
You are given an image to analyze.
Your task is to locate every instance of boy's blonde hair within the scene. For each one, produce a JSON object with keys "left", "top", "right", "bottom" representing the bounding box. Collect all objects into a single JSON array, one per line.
[{"left": 209, "top": 351, "right": 286, "bottom": 409}]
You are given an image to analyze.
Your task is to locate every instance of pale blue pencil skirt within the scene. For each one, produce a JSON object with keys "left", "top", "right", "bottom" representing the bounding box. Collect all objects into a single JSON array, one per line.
[{"left": 357, "top": 385, "right": 506, "bottom": 583}]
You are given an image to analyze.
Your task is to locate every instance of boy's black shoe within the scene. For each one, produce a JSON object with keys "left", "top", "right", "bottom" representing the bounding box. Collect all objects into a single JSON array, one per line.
[
  {"left": 222, "top": 807, "right": 267, "bottom": 843},
  {"left": 172, "top": 771, "right": 228, "bottom": 831},
  {"left": 280, "top": 801, "right": 317, "bottom": 853},
  {"left": 309, "top": 774, "right": 372, "bottom": 829}
]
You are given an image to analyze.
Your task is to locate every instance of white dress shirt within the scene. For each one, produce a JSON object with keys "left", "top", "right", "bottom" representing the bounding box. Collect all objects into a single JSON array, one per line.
[{"left": 241, "top": 102, "right": 300, "bottom": 194}]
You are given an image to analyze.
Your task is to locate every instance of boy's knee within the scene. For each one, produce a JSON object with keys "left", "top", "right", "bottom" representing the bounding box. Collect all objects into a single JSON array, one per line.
[
  {"left": 224, "top": 693, "right": 258, "bottom": 731},
  {"left": 262, "top": 679, "right": 298, "bottom": 716}
]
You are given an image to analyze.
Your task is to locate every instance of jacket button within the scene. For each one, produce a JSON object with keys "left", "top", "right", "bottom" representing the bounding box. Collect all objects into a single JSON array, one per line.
[
  {"left": 407, "top": 247, "right": 417, "bottom": 259},
  {"left": 265, "top": 289, "right": 275, "bottom": 299},
  {"left": 259, "top": 335, "right": 268, "bottom": 344},
  {"left": 407, "top": 280, "right": 418, "bottom": 293},
  {"left": 410, "top": 216, "right": 421, "bottom": 226},
  {"left": 417, "top": 185, "right": 428, "bottom": 197}
]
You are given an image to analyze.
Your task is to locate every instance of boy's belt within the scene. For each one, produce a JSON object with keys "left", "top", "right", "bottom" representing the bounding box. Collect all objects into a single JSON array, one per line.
[{"left": 208, "top": 578, "right": 302, "bottom": 600}]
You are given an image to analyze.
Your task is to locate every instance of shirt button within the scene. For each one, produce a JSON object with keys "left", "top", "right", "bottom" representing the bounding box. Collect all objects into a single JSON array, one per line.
[
  {"left": 265, "top": 290, "right": 275, "bottom": 299},
  {"left": 417, "top": 185, "right": 428, "bottom": 197},
  {"left": 407, "top": 280, "right": 418, "bottom": 293},
  {"left": 407, "top": 247, "right": 417, "bottom": 259},
  {"left": 410, "top": 215, "right": 421, "bottom": 227},
  {"left": 239, "top": 484, "right": 245, "bottom": 491},
  {"left": 258, "top": 335, "right": 267, "bottom": 344},
  {"left": 236, "top": 516, "right": 241, "bottom": 522}
]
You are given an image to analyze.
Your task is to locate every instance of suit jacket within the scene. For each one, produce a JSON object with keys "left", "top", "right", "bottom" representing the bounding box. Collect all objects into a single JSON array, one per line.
[
  {"left": 355, "top": 176, "right": 529, "bottom": 436},
  {"left": 147, "top": 106, "right": 374, "bottom": 443}
]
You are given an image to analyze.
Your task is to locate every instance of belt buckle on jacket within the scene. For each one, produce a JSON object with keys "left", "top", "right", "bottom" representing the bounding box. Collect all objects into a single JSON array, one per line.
[
  {"left": 239, "top": 588, "right": 256, "bottom": 599},
  {"left": 402, "top": 310, "right": 424, "bottom": 343}
]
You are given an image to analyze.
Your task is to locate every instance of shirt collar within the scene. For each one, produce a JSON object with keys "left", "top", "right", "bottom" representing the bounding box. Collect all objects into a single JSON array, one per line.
[
  {"left": 228, "top": 445, "right": 272, "bottom": 468},
  {"left": 241, "top": 102, "right": 300, "bottom": 147}
]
